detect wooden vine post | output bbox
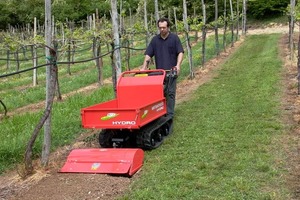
[144,0,149,46]
[154,0,159,22]
[33,17,38,86]
[42,0,53,167]
[229,0,234,47]
[173,7,178,34]
[110,0,122,95]
[298,28,300,94]
[223,0,228,51]
[24,0,56,175]
[215,0,220,56]
[24,47,57,175]
[201,0,207,66]
[154,0,159,34]
[289,0,296,60]
[236,0,239,41]
[242,0,247,35]
[183,0,194,79]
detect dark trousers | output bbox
[164,74,177,118]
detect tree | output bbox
[242,0,247,35]
[201,0,207,66]
[0,0,292,30]
[42,0,53,168]
[24,0,55,175]
[110,0,122,95]
[288,0,296,60]
[183,0,194,79]
[0,2,12,29]
[292,1,300,94]
[229,0,234,47]
[215,0,220,56]
[248,0,290,18]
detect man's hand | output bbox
[175,52,183,75]
[175,65,180,75]
[141,55,151,71]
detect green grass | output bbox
[0,32,236,173]
[121,34,290,199]
[0,85,115,173]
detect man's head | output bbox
[157,18,170,38]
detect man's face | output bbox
[158,21,169,37]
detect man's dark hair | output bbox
[157,17,171,27]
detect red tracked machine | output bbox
[61,69,176,176]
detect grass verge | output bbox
[121,34,290,199]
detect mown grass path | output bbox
[122,34,290,199]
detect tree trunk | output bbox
[110,0,122,83]
[289,0,295,60]
[6,49,10,72]
[42,0,53,167]
[93,37,97,64]
[67,40,71,75]
[183,0,194,79]
[126,39,130,71]
[33,17,38,86]
[144,1,149,46]
[242,0,247,35]
[24,48,57,176]
[71,41,76,63]
[0,100,7,117]
[53,41,62,101]
[173,7,178,34]
[297,25,300,95]
[95,38,104,85]
[154,0,159,22]
[201,0,207,66]
[223,0,228,51]
[236,0,240,41]
[110,43,117,96]
[215,0,220,56]
[15,51,20,77]
[229,0,234,47]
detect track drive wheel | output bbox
[148,128,164,150]
[163,119,173,136]
[99,129,115,148]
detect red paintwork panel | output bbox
[81,70,167,129]
[60,148,144,176]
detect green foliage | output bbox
[287,3,300,21]
[248,0,290,19]
[0,34,22,51]
[131,21,146,33]
[188,16,203,31]
[175,21,185,32]
[0,0,293,30]
[52,0,111,22]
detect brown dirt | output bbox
[2,25,300,200]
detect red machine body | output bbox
[60,148,144,176]
[61,70,174,176]
[81,70,167,129]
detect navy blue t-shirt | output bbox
[145,32,184,70]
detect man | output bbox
[141,17,184,118]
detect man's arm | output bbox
[140,55,152,70]
[175,52,184,75]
